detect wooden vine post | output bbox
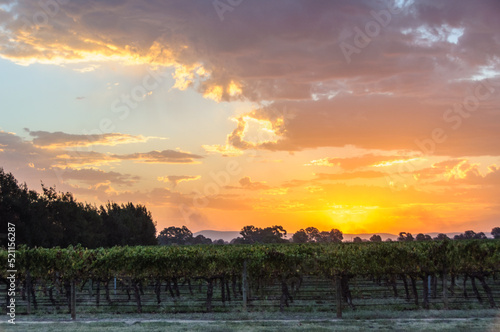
[335,274,342,318]
[71,279,76,320]
[242,260,248,311]
[443,268,448,309]
[26,270,31,315]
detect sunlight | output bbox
[241,116,281,144]
[371,157,422,167]
[327,204,380,232]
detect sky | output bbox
[0,0,500,235]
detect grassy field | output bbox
[3,310,500,331]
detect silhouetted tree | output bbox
[292,229,309,243]
[157,226,193,245]
[234,225,288,244]
[464,230,476,239]
[398,232,414,242]
[473,232,487,240]
[492,227,500,239]
[415,233,432,241]
[353,236,363,243]
[434,233,449,241]
[0,168,39,247]
[305,227,320,242]
[191,234,212,245]
[100,202,157,246]
[454,230,481,240]
[304,227,343,243]
[369,234,382,242]
[1,169,157,248]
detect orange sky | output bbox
[1,0,499,235]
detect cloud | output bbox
[224,90,500,156]
[315,170,387,181]
[225,176,270,190]
[25,129,155,148]
[239,176,270,190]
[1,129,200,169]
[115,150,203,164]
[2,1,500,156]
[202,144,243,157]
[2,0,499,100]
[305,154,422,170]
[52,167,139,186]
[416,159,500,187]
[157,175,201,187]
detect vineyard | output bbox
[1,240,499,319]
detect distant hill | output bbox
[194,230,241,242]
[194,230,490,242]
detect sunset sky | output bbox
[1,0,499,235]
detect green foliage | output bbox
[3,240,498,282]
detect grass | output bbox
[3,317,499,332]
[3,309,500,331]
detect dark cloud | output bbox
[115,150,203,164]
[53,167,140,185]
[1,0,498,100]
[25,129,147,148]
[2,1,500,155]
[158,175,201,187]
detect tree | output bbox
[1,169,44,247]
[434,233,449,241]
[305,227,320,242]
[310,228,343,243]
[327,228,343,243]
[415,233,432,241]
[464,230,476,239]
[157,226,193,245]
[397,232,414,242]
[261,225,288,243]
[353,236,363,243]
[492,227,500,239]
[292,229,309,243]
[191,234,212,245]
[369,234,382,242]
[100,202,157,246]
[473,232,487,240]
[0,168,157,248]
[237,225,288,244]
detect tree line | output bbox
[2,168,499,248]
[157,225,500,245]
[0,168,157,248]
